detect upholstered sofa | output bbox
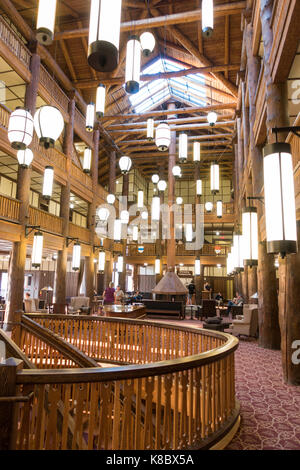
[68,296,90,314]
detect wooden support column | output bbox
[5,49,40,329]
[155,163,165,284]
[167,102,177,272]
[118,172,129,291]
[241,80,250,165]
[109,150,116,194]
[241,265,249,303]
[248,266,258,299]
[194,162,202,304]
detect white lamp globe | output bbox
[140,31,155,56]
[34,105,64,148]
[119,156,132,174]
[8,108,34,150]
[176,197,183,205]
[17,148,34,168]
[141,211,148,220]
[172,165,181,178]
[152,174,159,184]
[157,180,167,192]
[155,122,171,151]
[120,210,129,224]
[205,202,213,213]
[207,112,217,127]
[107,194,116,204]
[97,207,110,222]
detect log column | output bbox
[194,162,202,304]
[118,172,129,291]
[155,163,165,283]
[167,102,177,272]
[5,48,40,329]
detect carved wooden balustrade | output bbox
[0,194,20,221]
[28,206,63,235]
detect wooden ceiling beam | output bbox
[107,114,234,130]
[108,120,235,134]
[118,134,233,145]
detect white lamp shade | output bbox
[185,224,193,242]
[17,148,33,168]
[155,122,171,151]
[217,200,222,218]
[98,251,106,272]
[233,232,244,271]
[172,165,181,178]
[107,194,116,204]
[151,196,160,221]
[117,255,124,273]
[8,108,34,150]
[32,231,43,268]
[125,36,141,94]
[176,197,183,205]
[202,0,214,37]
[155,258,161,274]
[205,201,213,213]
[88,0,122,72]
[152,174,159,184]
[42,166,54,200]
[83,147,92,173]
[195,258,201,276]
[114,219,122,241]
[263,142,297,255]
[132,225,139,241]
[157,180,167,192]
[36,0,57,45]
[141,211,148,220]
[207,111,217,126]
[34,106,64,148]
[120,210,129,224]
[137,190,144,208]
[119,156,132,174]
[140,31,155,56]
[193,142,201,162]
[86,103,95,132]
[179,133,188,163]
[242,207,258,266]
[196,179,202,196]
[96,84,106,118]
[147,118,154,140]
[97,207,110,222]
[211,163,219,193]
[72,243,81,271]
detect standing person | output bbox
[103,282,115,305]
[187,281,195,305]
[115,285,125,305]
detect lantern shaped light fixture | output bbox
[216,200,222,218]
[8,108,34,150]
[242,206,258,267]
[158,180,167,192]
[176,197,183,205]
[152,174,159,185]
[34,105,64,149]
[151,196,160,221]
[193,142,201,162]
[141,211,148,220]
[210,162,219,194]
[96,84,106,118]
[202,0,214,38]
[263,142,297,257]
[31,231,44,268]
[120,210,129,224]
[119,156,132,174]
[155,122,171,151]
[207,111,217,127]
[114,219,122,241]
[205,201,213,213]
[17,148,33,168]
[233,231,244,272]
[36,0,57,45]
[196,179,202,196]
[86,103,95,132]
[140,31,155,56]
[117,255,124,273]
[132,225,139,242]
[147,118,154,141]
[97,207,110,223]
[172,165,181,178]
[72,242,81,271]
[179,132,188,163]
[83,147,92,173]
[137,190,144,208]
[195,257,201,276]
[98,250,106,273]
[42,166,54,200]
[107,194,116,205]
[155,257,161,275]
[125,35,141,94]
[88,0,122,72]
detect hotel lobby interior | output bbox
[0,0,300,452]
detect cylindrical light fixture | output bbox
[147,118,154,141]
[17,148,33,168]
[72,242,81,271]
[120,210,129,224]
[152,174,159,184]
[96,84,106,118]
[217,200,222,218]
[242,207,258,266]
[137,190,144,208]
[151,196,160,221]
[202,0,214,38]
[155,122,171,151]
[140,31,155,56]
[172,165,181,178]
[98,250,106,273]
[132,225,139,242]
[193,142,201,162]
[83,147,92,173]
[42,166,54,200]
[107,194,116,205]
[8,108,34,150]
[176,197,183,205]
[32,231,43,268]
[233,231,244,272]
[155,257,161,275]
[207,111,217,127]
[114,219,122,241]
[211,162,219,194]
[34,105,64,149]
[195,257,201,276]
[36,0,57,45]
[179,132,188,163]
[157,180,167,192]
[205,201,213,213]
[125,35,141,94]
[196,179,202,196]
[117,255,124,273]
[119,156,132,174]
[86,103,95,132]
[88,0,122,72]
[263,142,297,256]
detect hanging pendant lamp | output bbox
[83,147,92,173]
[179,132,188,163]
[34,105,64,149]
[42,166,54,200]
[147,118,154,141]
[119,156,132,174]
[140,32,155,56]
[98,250,106,273]
[72,242,81,271]
[17,149,34,168]
[8,108,34,150]
[155,122,171,151]
[193,142,201,162]
[210,162,219,194]
[36,0,57,45]
[32,231,44,268]
[125,35,141,94]
[202,0,214,38]
[96,84,106,118]
[86,103,95,132]
[242,206,258,266]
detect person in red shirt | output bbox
[103,282,115,305]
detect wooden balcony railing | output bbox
[0,194,20,221]
[39,65,70,117]
[28,206,63,235]
[0,103,10,130]
[0,16,31,69]
[8,313,239,450]
[69,222,90,244]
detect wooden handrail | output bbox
[0,330,35,370]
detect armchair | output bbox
[227,305,258,338]
[68,296,90,315]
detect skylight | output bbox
[128,57,207,113]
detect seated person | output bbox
[227,292,244,314]
[215,292,224,305]
[204,281,212,291]
[133,291,142,302]
[114,285,125,304]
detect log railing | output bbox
[28,206,63,235]
[0,194,20,221]
[0,16,31,69]
[8,313,239,450]
[68,223,90,243]
[0,103,10,130]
